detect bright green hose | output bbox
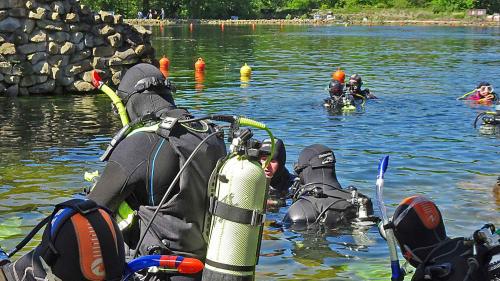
[238,117,275,168]
[100,84,130,126]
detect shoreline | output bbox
[125,18,500,27]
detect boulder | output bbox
[134,45,146,55]
[4,75,20,84]
[114,14,123,24]
[33,61,50,75]
[50,12,60,21]
[30,29,47,42]
[22,19,35,33]
[92,57,107,69]
[0,43,16,55]
[0,0,24,9]
[107,33,122,48]
[65,13,78,23]
[47,42,58,54]
[28,7,46,20]
[99,11,114,23]
[92,46,113,57]
[0,82,6,94]
[0,17,22,32]
[112,71,122,85]
[0,62,12,74]
[70,49,90,63]
[65,60,91,76]
[17,42,46,55]
[47,31,70,43]
[47,55,69,67]
[9,8,27,18]
[51,1,65,14]
[6,84,19,96]
[70,80,93,91]
[83,34,94,47]
[60,42,74,55]
[57,75,73,86]
[132,24,151,35]
[70,32,83,44]
[109,56,138,66]
[0,11,7,22]
[80,5,91,15]
[27,52,47,64]
[29,79,55,93]
[114,48,135,60]
[37,20,65,31]
[25,1,34,9]
[99,25,114,36]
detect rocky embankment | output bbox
[0,0,155,96]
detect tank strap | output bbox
[205,259,255,272]
[208,197,265,226]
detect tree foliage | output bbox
[79,0,499,19]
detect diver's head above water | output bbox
[117,63,176,122]
[260,138,287,180]
[294,144,341,190]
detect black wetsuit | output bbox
[88,63,227,281]
[284,144,373,229]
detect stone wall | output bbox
[0,0,155,96]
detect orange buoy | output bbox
[221,23,224,31]
[252,23,256,30]
[195,57,205,72]
[189,23,193,32]
[159,56,170,73]
[195,71,205,92]
[332,67,345,84]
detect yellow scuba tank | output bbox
[202,119,275,281]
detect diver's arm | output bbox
[87,160,136,211]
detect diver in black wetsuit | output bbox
[0,199,125,281]
[87,63,226,281]
[388,195,499,281]
[347,74,377,100]
[283,144,374,229]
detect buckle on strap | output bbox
[208,196,265,226]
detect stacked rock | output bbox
[0,0,155,96]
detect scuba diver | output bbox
[259,138,296,209]
[324,79,353,110]
[474,103,500,135]
[459,82,498,104]
[383,195,499,281]
[87,63,227,281]
[346,74,377,100]
[283,144,375,229]
[0,199,126,281]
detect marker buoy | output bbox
[189,23,193,32]
[240,63,251,77]
[195,57,205,72]
[159,56,170,77]
[221,23,225,31]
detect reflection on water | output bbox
[1,25,499,280]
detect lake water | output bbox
[0,24,499,280]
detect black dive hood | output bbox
[117,63,176,122]
[294,144,341,190]
[261,138,291,192]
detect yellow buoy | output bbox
[240,63,252,77]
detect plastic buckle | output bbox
[160,117,178,130]
[251,211,265,226]
[208,197,217,214]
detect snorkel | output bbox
[375,156,405,281]
[91,70,130,126]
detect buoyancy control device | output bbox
[475,103,500,135]
[410,224,500,281]
[202,117,276,281]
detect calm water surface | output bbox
[1,25,499,280]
